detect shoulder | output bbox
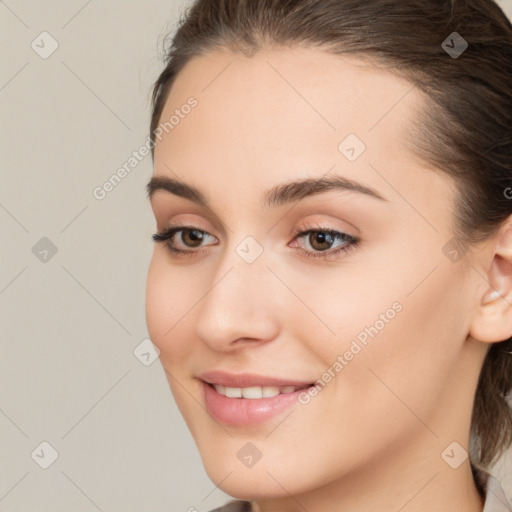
[207,500,253,512]
[473,466,512,512]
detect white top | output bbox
[208,468,511,512]
[474,468,512,512]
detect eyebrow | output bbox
[146,174,387,209]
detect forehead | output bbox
[152,46,451,217]
[155,46,423,162]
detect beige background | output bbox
[1,1,511,510]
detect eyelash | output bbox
[151,222,360,261]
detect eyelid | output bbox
[154,219,356,244]
[290,219,358,238]
[152,225,217,245]
[152,205,227,239]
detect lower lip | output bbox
[201,380,310,426]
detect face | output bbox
[146,47,485,499]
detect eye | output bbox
[152,222,360,261]
[290,222,360,261]
[152,226,217,255]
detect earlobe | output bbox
[469,221,512,344]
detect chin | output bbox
[201,455,319,501]
[208,477,287,502]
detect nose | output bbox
[194,249,281,351]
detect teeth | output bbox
[262,386,280,397]
[214,384,298,399]
[225,387,242,398]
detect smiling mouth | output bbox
[201,379,316,426]
[206,382,313,399]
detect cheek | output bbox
[145,255,197,360]
[327,258,470,435]
[145,256,203,418]
[145,257,171,343]
[297,239,470,423]
[273,266,468,485]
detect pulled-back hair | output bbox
[149,0,512,469]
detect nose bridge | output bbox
[194,235,280,347]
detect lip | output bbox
[201,380,312,426]
[198,370,314,388]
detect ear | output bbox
[469,218,512,344]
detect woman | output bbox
[145,1,512,510]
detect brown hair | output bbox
[149,0,512,469]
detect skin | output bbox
[145,46,512,512]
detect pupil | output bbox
[185,229,203,247]
[311,232,332,251]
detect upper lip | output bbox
[198,370,314,389]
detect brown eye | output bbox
[290,227,360,261]
[308,231,335,251]
[152,226,217,255]
[180,228,206,247]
